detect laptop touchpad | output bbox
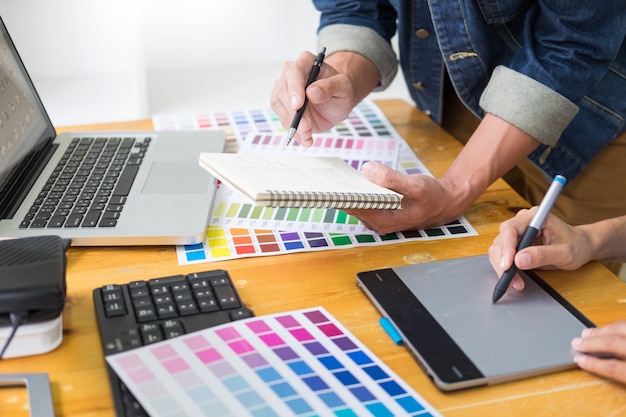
[142,161,210,194]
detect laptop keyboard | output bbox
[20,136,150,229]
[93,269,254,417]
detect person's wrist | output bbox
[438,174,475,220]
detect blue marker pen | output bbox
[379,317,403,346]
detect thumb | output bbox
[362,162,402,191]
[515,245,566,270]
[308,73,352,103]
[514,251,535,270]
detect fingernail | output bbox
[581,328,592,337]
[571,337,582,347]
[290,95,299,111]
[361,162,376,176]
[517,253,532,269]
[500,257,509,270]
[512,281,523,291]
[308,85,323,101]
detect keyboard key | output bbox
[113,165,140,196]
[215,286,240,309]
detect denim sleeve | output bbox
[313,1,399,90]
[480,66,578,147]
[481,1,626,145]
[506,1,626,104]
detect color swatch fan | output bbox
[107,307,442,417]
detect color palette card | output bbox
[179,219,475,264]
[153,100,478,264]
[179,136,477,263]
[240,134,400,170]
[152,100,400,153]
[107,307,442,417]
[208,188,373,235]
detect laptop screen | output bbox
[0,16,55,195]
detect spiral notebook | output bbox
[198,153,403,209]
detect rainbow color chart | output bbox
[107,307,442,417]
[152,100,477,264]
[183,221,474,263]
[152,100,396,153]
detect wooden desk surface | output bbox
[2,99,625,417]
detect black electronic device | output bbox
[93,268,253,417]
[0,235,69,324]
[356,255,594,391]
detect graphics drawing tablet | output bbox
[356,254,594,391]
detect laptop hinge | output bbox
[0,139,57,220]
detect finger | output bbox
[361,162,404,192]
[511,275,525,291]
[491,211,534,271]
[514,244,580,271]
[572,332,626,359]
[581,321,626,339]
[308,72,352,104]
[293,122,314,147]
[286,51,317,111]
[270,69,293,126]
[574,354,626,384]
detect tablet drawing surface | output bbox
[356,255,594,391]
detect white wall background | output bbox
[0,0,409,126]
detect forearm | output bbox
[439,113,541,212]
[578,216,626,263]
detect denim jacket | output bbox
[314,0,626,180]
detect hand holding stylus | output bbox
[492,175,566,303]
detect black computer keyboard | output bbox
[93,269,254,417]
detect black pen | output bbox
[492,175,567,303]
[286,47,326,145]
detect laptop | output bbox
[356,255,595,391]
[0,16,226,246]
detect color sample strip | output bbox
[177,219,475,264]
[152,111,242,153]
[107,307,442,417]
[184,333,281,416]
[296,310,431,416]
[209,187,374,235]
[152,100,402,152]
[111,352,185,415]
[239,134,400,170]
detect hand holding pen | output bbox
[286,47,326,145]
[492,175,567,303]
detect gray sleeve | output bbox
[317,24,398,91]
[479,66,579,146]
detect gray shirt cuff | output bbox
[479,66,579,146]
[317,24,398,91]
